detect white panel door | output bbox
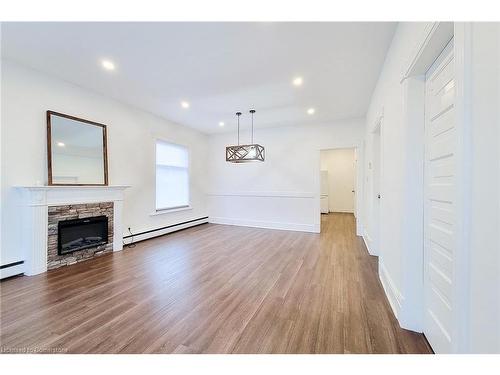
[424,39,455,354]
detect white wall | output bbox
[466,22,500,353]
[0,26,3,257]
[320,148,356,213]
[207,118,365,233]
[1,60,208,266]
[363,22,500,353]
[363,24,428,321]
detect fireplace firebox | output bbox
[58,216,109,255]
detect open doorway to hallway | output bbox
[319,148,357,217]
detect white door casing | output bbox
[320,148,356,214]
[423,39,456,353]
[372,126,382,256]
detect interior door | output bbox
[423,38,455,353]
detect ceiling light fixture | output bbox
[57,142,65,147]
[181,101,190,109]
[226,110,265,163]
[307,108,316,115]
[219,122,225,127]
[292,77,303,86]
[101,60,115,71]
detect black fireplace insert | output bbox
[58,216,109,255]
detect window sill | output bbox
[150,206,192,216]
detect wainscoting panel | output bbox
[208,192,320,233]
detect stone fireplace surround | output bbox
[47,202,114,270]
[16,186,129,275]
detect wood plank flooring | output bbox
[0,213,432,354]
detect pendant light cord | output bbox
[250,109,256,144]
[236,112,241,145]
[251,111,254,144]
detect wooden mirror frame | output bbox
[47,110,109,186]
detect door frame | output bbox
[399,22,472,352]
[368,114,383,257]
[315,146,361,234]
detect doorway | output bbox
[375,23,469,354]
[319,148,357,216]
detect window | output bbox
[155,141,190,211]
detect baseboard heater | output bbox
[123,216,209,244]
[0,260,25,280]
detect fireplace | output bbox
[58,215,109,255]
[15,186,128,276]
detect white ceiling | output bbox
[1,22,396,134]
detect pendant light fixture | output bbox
[226,109,265,163]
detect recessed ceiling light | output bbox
[219,122,225,127]
[181,101,190,109]
[57,142,65,147]
[307,108,315,115]
[101,60,115,71]
[292,77,303,86]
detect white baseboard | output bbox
[362,234,370,253]
[378,260,404,320]
[209,216,319,233]
[330,209,355,213]
[0,262,25,279]
[124,217,209,244]
[362,233,376,256]
[356,222,363,237]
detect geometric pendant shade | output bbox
[226,110,265,163]
[226,143,265,163]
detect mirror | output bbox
[47,111,108,185]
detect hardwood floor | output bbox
[0,213,432,354]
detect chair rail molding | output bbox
[207,191,316,198]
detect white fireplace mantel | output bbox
[16,185,130,276]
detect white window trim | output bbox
[150,205,193,216]
[154,138,192,212]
